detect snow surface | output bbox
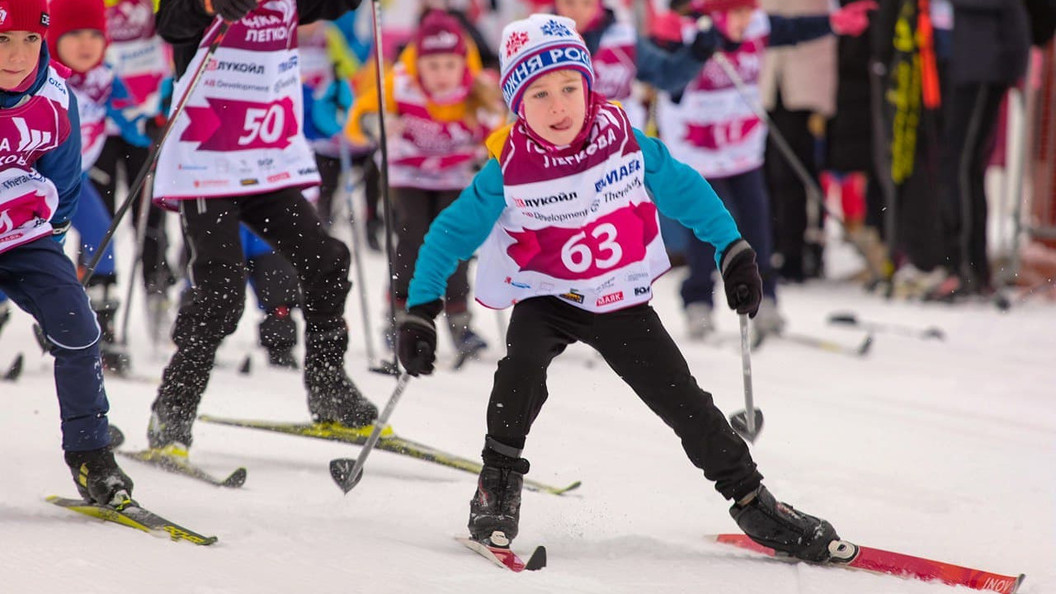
[1,225,1053,594]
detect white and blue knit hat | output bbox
[499,14,595,114]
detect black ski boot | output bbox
[304,320,378,427]
[146,400,196,455]
[468,439,529,546]
[260,306,298,370]
[730,485,839,562]
[65,446,134,505]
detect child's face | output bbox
[554,0,601,33]
[417,52,466,98]
[721,7,754,42]
[521,70,586,147]
[0,31,43,90]
[57,30,107,74]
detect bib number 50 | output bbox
[561,223,623,273]
[239,104,286,147]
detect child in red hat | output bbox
[0,0,134,506]
[47,0,151,374]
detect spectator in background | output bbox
[759,0,836,282]
[930,0,1031,299]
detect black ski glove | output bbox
[204,0,259,22]
[690,15,742,61]
[396,299,443,377]
[720,239,763,317]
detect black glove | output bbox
[720,239,762,317]
[396,300,443,377]
[205,0,259,22]
[690,15,742,61]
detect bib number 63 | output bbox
[561,223,623,273]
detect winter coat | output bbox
[826,0,875,172]
[759,0,837,115]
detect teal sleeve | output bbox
[634,129,742,268]
[407,158,508,308]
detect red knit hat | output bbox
[0,0,50,36]
[415,10,467,58]
[46,0,108,69]
[693,0,759,13]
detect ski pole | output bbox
[81,19,231,287]
[729,312,763,442]
[339,139,381,370]
[329,372,411,493]
[365,0,401,376]
[119,171,155,346]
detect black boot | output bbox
[468,438,529,546]
[260,306,298,370]
[304,320,378,427]
[65,446,134,505]
[730,485,839,562]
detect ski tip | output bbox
[925,327,946,341]
[3,352,23,381]
[1011,573,1026,593]
[222,467,248,488]
[827,312,857,325]
[558,480,583,495]
[108,424,126,449]
[239,356,252,375]
[524,545,547,571]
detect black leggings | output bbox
[488,296,762,501]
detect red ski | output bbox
[713,534,1024,593]
[456,537,546,572]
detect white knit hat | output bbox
[499,14,595,114]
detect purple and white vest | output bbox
[475,102,669,312]
[154,0,319,201]
[656,10,769,179]
[69,65,114,171]
[0,68,72,254]
[387,64,489,191]
[591,22,646,129]
[105,0,170,126]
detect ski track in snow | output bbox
[1,230,1053,594]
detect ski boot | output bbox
[730,485,839,562]
[65,446,135,505]
[305,320,378,428]
[146,404,196,457]
[85,281,131,374]
[468,439,529,546]
[260,305,298,370]
[684,302,714,341]
[448,311,487,368]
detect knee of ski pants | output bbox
[300,236,351,320]
[173,277,246,351]
[40,287,102,351]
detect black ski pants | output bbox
[155,188,351,416]
[489,296,762,501]
[92,134,174,292]
[940,82,1007,288]
[392,186,471,312]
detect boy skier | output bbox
[395,14,841,562]
[0,0,134,505]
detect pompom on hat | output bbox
[499,14,594,115]
[0,0,50,36]
[415,10,467,58]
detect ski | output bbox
[828,311,946,341]
[47,494,218,546]
[2,353,23,382]
[197,414,581,496]
[117,448,247,488]
[713,534,1024,593]
[456,536,546,572]
[766,331,873,357]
